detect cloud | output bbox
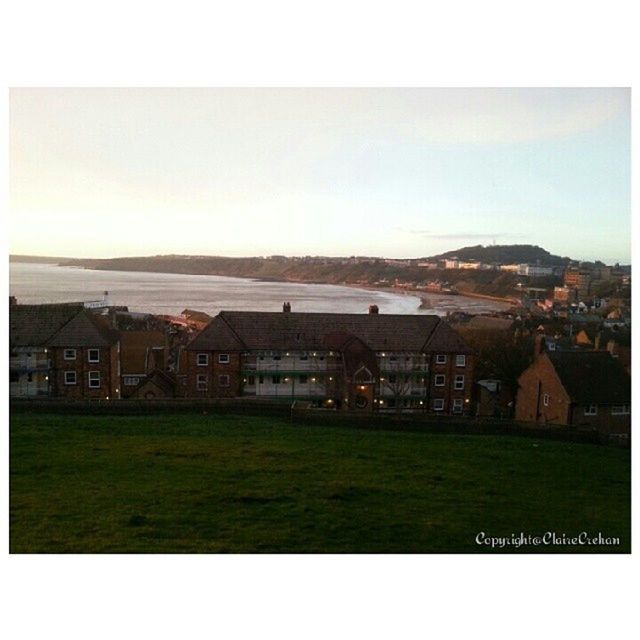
[397,228,523,241]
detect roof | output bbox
[547,351,630,405]
[46,309,119,347]
[119,331,166,374]
[10,304,84,347]
[187,311,472,354]
[465,316,514,332]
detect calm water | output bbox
[9,262,508,316]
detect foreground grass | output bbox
[10,412,630,553]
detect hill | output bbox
[427,244,574,266]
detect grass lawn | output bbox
[10,412,630,553]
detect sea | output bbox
[9,262,509,317]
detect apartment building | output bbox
[185,306,474,414]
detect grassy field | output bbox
[10,412,630,553]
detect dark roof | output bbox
[547,351,630,404]
[9,304,84,347]
[47,310,119,347]
[187,311,472,354]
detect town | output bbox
[9,249,631,444]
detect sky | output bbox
[9,88,631,263]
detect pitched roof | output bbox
[9,304,84,347]
[119,331,166,374]
[46,310,119,347]
[547,351,630,405]
[187,311,471,354]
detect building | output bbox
[185,306,474,414]
[10,304,120,399]
[517,264,554,277]
[444,259,459,270]
[119,330,168,397]
[10,304,84,397]
[515,348,631,436]
[564,267,591,299]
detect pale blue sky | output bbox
[9,88,630,263]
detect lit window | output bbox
[64,349,76,360]
[454,375,465,390]
[584,405,598,416]
[434,374,445,387]
[218,374,230,387]
[218,353,230,364]
[88,349,100,363]
[64,371,77,385]
[88,371,101,388]
[197,353,209,366]
[433,398,445,411]
[436,355,447,364]
[543,394,550,407]
[196,374,207,390]
[456,355,466,367]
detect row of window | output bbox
[434,374,465,390]
[432,398,465,412]
[542,394,631,416]
[435,354,467,367]
[197,374,230,390]
[64,371,101,388]
[196,353,468,367]
[197,353,229,366]
[64,348,101,363]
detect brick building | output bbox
[185,306,474,414]
[10,303,120,400]
[515,347,631,436]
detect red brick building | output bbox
[185,307,474,414]
[515,349,631,437]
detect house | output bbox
[119,331,168,398]
[10,304,120,399]
[185,305,474,414]
[476,379,513,418]
[515,349,630,436]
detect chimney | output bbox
[368,304,379,314]
[283,302,291,313]
[534,334,546,357]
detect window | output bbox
[433,398,445,411]
[64,371,77,385]
[388,373,397,384]
[543,394,550,407]
[197,353,209,366]
[434,374,445,387]
[456,355,466,367]
[123,376,140,386]
[247,376,256,386]
[584,405,598,416]
[218,353,230,364]
[27,373,33,382]
[64,349,76,360]
[273,354,281,361]
[452,398,463,413]
[436,354,447,364]
[299,353,308,361]
[454,375,465,390]
[272,375,281,384]
[299,375,308,384]
[88,371,101,388]
[258,375,264,384]
[218,374,230,387]
[389,355,397,362]
[611,405,630,415]
[10,371,19,383]
[196,374,207,390]
[88,349,100,363]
